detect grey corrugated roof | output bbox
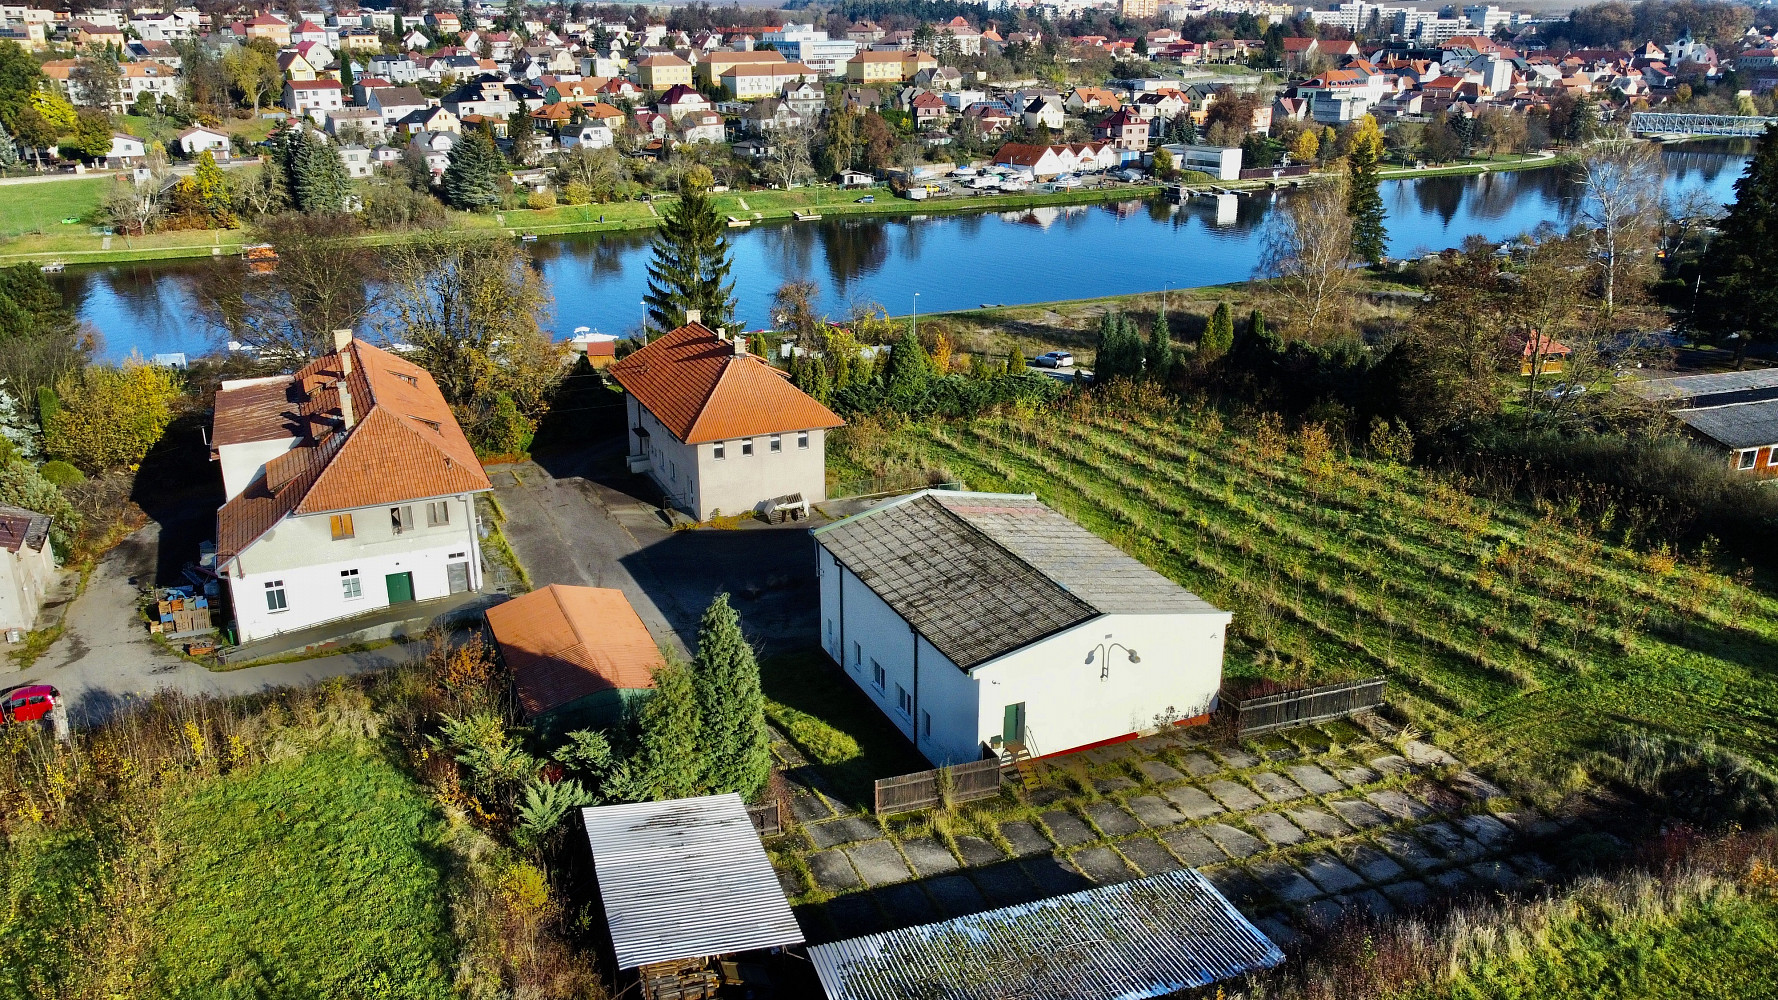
[808,868,1284,1000]
[812,491,1220,670]
[1633,368,1778,404]
[1673,398,1778,449]
[580,794,804,970]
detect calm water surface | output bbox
[61,143,1752,361]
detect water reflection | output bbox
[65,144,1753,359]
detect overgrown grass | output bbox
[0,176,110,236]
[760,647,927,808]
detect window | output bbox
[341,569,362,599]
[852,641,862,670]
[329,513,354,539]
[770,433,782,453]
[798,431,810,450]
[922,710,931,739]
[1741,449,1758,471]
[426,501,450,526]
[896,684,911,715]
[264,580,287,612]
[1770,451,1778,468]
[871,660,885,690]
[714,441,725,460]
[390,505,414,534]
[741,438,753,456]
[390,370,418,386]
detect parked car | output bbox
[857,194,875,203]
[1,685,57,725]
[1545,382,1587,401]
[1034,351,1074,368]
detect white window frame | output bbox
[896,684,911,716]
[1740,449,1758,471]
[741,438,754,456]
[426,500,450,526]
[871,659,885,690]
[798,430,810,449]
[714,441,725,460]
[341,568,362,599]
[390,505,414,534]
[264,580,288,612]
[852,641,861,670]
[1768,449,1778,468]
[770,433,782,453]
[922,710,931,739]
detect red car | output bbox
[1,685,57,724]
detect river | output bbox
[57,142,1753,361]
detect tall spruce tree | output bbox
[1093,311,1144,381]
[1202,301,1234,360]
[291,130,350,213]
[1346,115,1388,264]
[884,324,932,400]
[0,119,18,170]
[628,660,703,800]
[338,56,354,98]
[644,166,736,331]
[443,126,503,211]
[1695,124,1778,365]
[1146,308,1174,378]
[691,594,771,798]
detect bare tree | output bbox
[192,213,377,366]
[1661,183,1723,278]
[768,122,814,191]
[1256,179,1356,343]
[102,173,168,236]
[1576,140,1663,319]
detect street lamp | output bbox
[913,291,920,340]
[1085,642,1140,681]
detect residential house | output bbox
[0,506,55,632]
[963,101,1014,137]
[585,102,626,129]
[1300,69,1388,123]
[718,60,817,100]
[410,129,458,175]
[912,66,964,91]
[367,54,423,84]
[1094,107,1149,151]
[395,106,461,137]
[657,83,713,121]
[128,39,183,68]
[284,79,345,121]
[936,16,982,56]
[845,50,936,85]
[105,133,147,167]
[211,331,491,643]
[638,53,693,91]
[848,21,886,44]
[780,80,825,118]
[813,490,1229,766]
[610,318,843,520]
[992,141,1118,179]
[1632,369,1778,476]
[910,89,950,127]
[1163,143,1244,180]
[561,121,614,149]
[443,76,539,119]
[294,41,337,76]
[177,125,232,157]
[744,98,803,134]
[486,584,661,731]
[1021,95,1065,130]
[243,12,291,46]
[118,62,179,114]
[1065,86,1122,112]
[679,110,726,144]
[338,143,373,177]
[427,10,461,35]
[327,107,389,145]
[699,49,785,87]
[367,86,429,125]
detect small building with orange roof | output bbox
[486,584,662,731]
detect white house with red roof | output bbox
[211,330,493,642]
[610,318,843,520]
[284,79,344,120]
[0,505,55,632]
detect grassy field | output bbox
[0,176,112,235]
[761,647,928,808]
[831,390,1778,796]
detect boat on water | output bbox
[39,261,64,274]
[519,232,538,242]
[241,244,278,274]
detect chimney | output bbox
[339,384,356,430]
[684,308,702,326]
[332,328,354,353]
[731,328,747,355]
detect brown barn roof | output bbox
[609,323,843,444]
[214,338,492,566]
[486,585,662,716]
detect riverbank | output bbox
[0,181,1168,266]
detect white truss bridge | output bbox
[1629,112,1778,137]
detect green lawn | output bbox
[0,176,111,236]
[761,647,928,807]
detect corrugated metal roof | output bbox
[812,491,1221,670]
[1673,398,1778,449]
[808,868,1284,1000]
[580,794,804,970]
[1633,368,1778,404]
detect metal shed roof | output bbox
[1672,398,1778,449]
[807,868,1283,1000]
[1632,368,1778,406]
[580,794,804,970]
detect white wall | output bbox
[218,437,299,501]
[973,612,1229,758]
[629,395,829,521]
[0,542,56,632]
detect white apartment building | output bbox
[761,23,859,76]
[212,332,491,643]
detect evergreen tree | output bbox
[506,107,535,164]
[628,660,703,800]
[692,593,771,798]
[1695,124,1778,364]
[884,324,932,399]
[1346,115,1388,264]
[1093,311,1144,381]
[1146,308,1174,378]
[338,56,354,97]
[643,166,735,330]
[443,126,503,211]
[1201,301,1235,361]
[0,118,17,170]
[291,130,350,213]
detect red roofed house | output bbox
[0,504,56,632]
[1093,107,1149,151]
[611,318,844,520]
[211,330,493,643]
[486,584,662,731]
[1513,331,1571,376]
[284,78,344,119]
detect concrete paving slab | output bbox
[1181,752,1223,777]
[1217,748,1263,769]
[1381,879,1432,909]
[809,815,881,848]
[1450,770,1508,801]
[1207,779,1266,811]
[875,882,939,926]
[999,821,1053,856]
[1160,828,1228,868]
[954,836,1006,868]
[1402,739,1460,767]
[1251,771,1309,802]
[901,836,960,877]
[1341,845,1405,883]
[1417,821,1487,863]
[809,850,863,892]
[1285,807,1350,838]
[1248,811,1307,846]
[1367,788,1436,821]
[1204,866,1270,908]
[1369,754,1414,777]
[1250,858,1322,903]
[1287,764,1347,796]
[970,861,1041,907]
[1256,917,1303,951]
[1085,801,1143,837]
[1125,794,1186,828]
[1164,785,1225,819]
[1072,845,1136,884]
[1468,859,1523,889]
[1301,897,1346,928]
[846,840,913,886]
[1138,760,1185,784]
[1458,813,1515,848]
[1118,836,1185,876]
[821,893,884,938]
[1203,822,1265,859]
[924,874,989,918]
[1092,776,1140,794]
[1301,852,1366,893]
[1342,888,1395,920]
[1027,786,1070,807]
[1376,832,1441,873]
[1335,764,1383,786]
[1021,854,1091,896]
[1413,780,1467,814]
[1330,798,1390,829]
[790,794,834,823]
[1041,809,1097,847]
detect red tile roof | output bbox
[487,584,662,717]
[215,339,492,566]
[609,323,843,444]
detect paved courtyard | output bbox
[768,713,1572,948]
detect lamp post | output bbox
[1085,642,1140,681]
[912,291,919,341]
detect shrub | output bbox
[525,188,556,210]
[561,181,592,205]
[1602,730,1778,830]
[44,362,182,473]
[36,461,83,487]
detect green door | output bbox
[1003,703,1026,746]
[385,571,414,605]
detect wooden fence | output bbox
[1221,677,1386,735]
[873,758,1003,816]
[747,799,786,837]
